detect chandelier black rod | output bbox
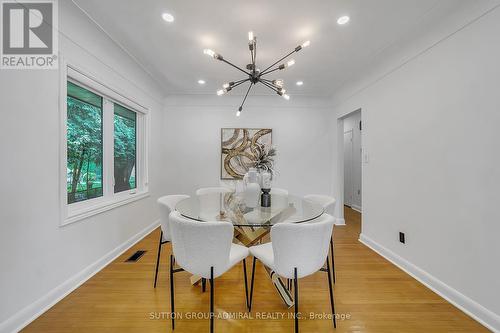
[232,78,249,85]
[231,78,251,90]
[254,40,257,68]
[250,42,255,67]
[220,58,250,76]
[260,49,296,75]
[260,67,281,76]
[259,79,280,94]
[239,82,254,111]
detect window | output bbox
[114,104,136,193]
[67,82,104,204]
[62,68,149,225]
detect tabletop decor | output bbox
[243,168,261,208]
[260,170,272,207]
[252,143,277,177]
[221,128,272,180]
[203,31,310,116]
[252,143,276,207]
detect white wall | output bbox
[331,4,500,331]
[163,94,341,219]
[0,2,167,331]
[343,110,362,210]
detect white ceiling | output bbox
[73,0,470,97]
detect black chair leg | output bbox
[249,257,256,312]
[202,278,206,292]
[169,254,175,330]
[330,237,336,284]
[210,266,214,333]
[243,259,249,310]
[294,267,299,333]
[326,257,337,328]
[153,231,163,288]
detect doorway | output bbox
[342,109,362,213]
[344,129,354,207]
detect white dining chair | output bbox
[304,194,337,283]
[270,187,288,196]
[196,186,233,195]
[248,215,336,332]
[154,195,190,288]
[196,187,233,221]
[304,195,336,212]
[168,211,250,333]
[269,188,289,211]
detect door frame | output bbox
[336,108,362,228]
[343,129,354,207]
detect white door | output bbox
[344,130,353,207]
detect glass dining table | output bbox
[176,190,325,307]
[176,191,324,227]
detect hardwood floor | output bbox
[23,208,488,332]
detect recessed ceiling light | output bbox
[296,81,304,86]
[337,16,350,25]
[162,12,174,23]
[198,79,206,85]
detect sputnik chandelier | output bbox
[203,31,310,116]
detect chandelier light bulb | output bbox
[286,59,296,67]
[248,31,254,41]
[301,40,310,48]
[283,94,290,100]
[203,49,216,58]
[236,110,241,117]
[222,83,230,89]
[272,79,284,87]
[217,89,225,96]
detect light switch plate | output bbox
[363,149,369,163]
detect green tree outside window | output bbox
[67,82,103,204]
[114,104,137,193]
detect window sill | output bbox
[61,191,150,227]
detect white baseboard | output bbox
[359,234,500,333]
[335,218,346,226]
[0,220,159,333]
[351,204,362,213]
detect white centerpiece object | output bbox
[243,168,261,208]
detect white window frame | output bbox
[60,63,150,226]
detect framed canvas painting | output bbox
[221,128,272,180]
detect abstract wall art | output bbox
[221,128,272,180]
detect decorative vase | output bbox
[260,170,272,190]
[243,168,261,208]
[244,182,261,208]
[260,170,272,207]
[244,167,260,184]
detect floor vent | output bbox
[126,250,147,262]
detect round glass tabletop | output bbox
[176,191,324,227]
